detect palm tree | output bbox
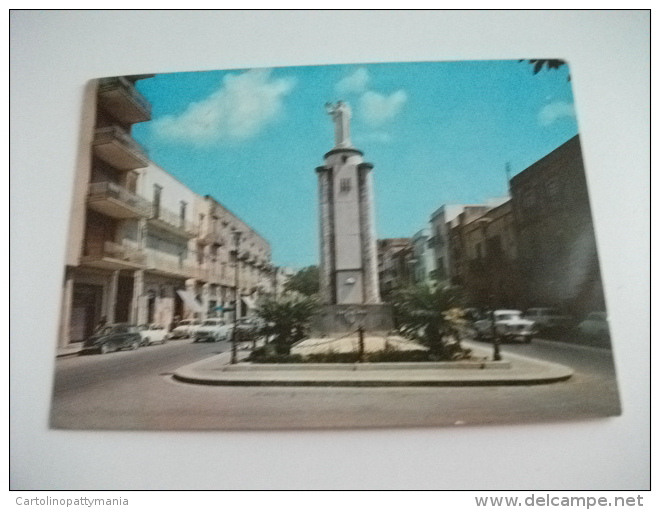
[390,284,470,360]
[255,295,320,355]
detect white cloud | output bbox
[336,68,369,95]
[538,100,576,126]
[360,89,408,126]
[153,68,296,145]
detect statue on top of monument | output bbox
[325,100,353,149]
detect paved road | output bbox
[50,336,621,430]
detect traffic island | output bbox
[172,341,574,387]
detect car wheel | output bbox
[525,337,532,344]
[142,338,150,347]
[100,343,112,354]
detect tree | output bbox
[284,265,320,297]
[390,284,471,360]
[255,294,320,355]
[521,59,570,80]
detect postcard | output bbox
[50,60,620,430]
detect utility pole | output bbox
[231,230,242,364]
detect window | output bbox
[153,185,162,218]
[180,201,187,227]
[547,174,561,202]
[339,177,351,193]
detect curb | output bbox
[172,346,574,388]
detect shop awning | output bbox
[177,290,204,313]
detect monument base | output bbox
[310,304,394,336]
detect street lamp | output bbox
[231,230,242,364]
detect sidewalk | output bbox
[173,340,573,387]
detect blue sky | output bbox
[132,60,578,269]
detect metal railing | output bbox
[150,205,196,235]
[146,251,196,278]
[88,181,151,216]
[84,241,146,265]
[94,125,149,160]
[98,76,152,116]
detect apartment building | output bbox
[448,199,521,308]
[377,238,413,298]
[410,228,436,285]
[510,135,604,317]
[59,76,154,347]
[189,195,273,321]
[58,75,274,348]
[428,205,475,288]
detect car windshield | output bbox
[587,312,607,321]
[177,321,192,327]
[202,320,222,326]
[496,313,520,321]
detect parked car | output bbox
[194,318,233,343]
[169,319,202,339]
[138,324,168,346]
[473,310,536,343]
[82,323,142,354]
[523,307,573,332]
[577,312,610,340]
[233,317,263,343]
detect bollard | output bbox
[490,309,501,361]
[357,326,365,363]
[231,329,238,364]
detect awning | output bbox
[177,290,204,313]
[242,296,257,310]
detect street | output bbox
[50,336,621,430]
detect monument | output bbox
[312,101,393,334]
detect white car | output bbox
[523,307,572,331]
[194,318,233,343]
[474,309,536,343]
[169,319,201,339]
[577,312,610,340]
[138,324,169,346]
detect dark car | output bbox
[82,323,142,354]
[234,317,263,343]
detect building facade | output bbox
[59,76,153,346]
[377,238,413,298]
[510,135,604,317]
[188,195,273,322]
[448,200,521,308]
[410,228,436,285]
[428,204,479,288]
[58,76,274,348]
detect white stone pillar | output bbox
[106,270,119,323]
[185,279,197,319]
[58,269,74,347]
[316,166,334,304]
[358,163,381,304]
[131,269,144,324]
[201,283,210,320]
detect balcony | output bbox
[92,125,149,170]
[81,241,145,270]
[196,230,226,246]
[87,181,151,219]
[148,205,197,239]
[97,76,152,124]
[145,252,196,279]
